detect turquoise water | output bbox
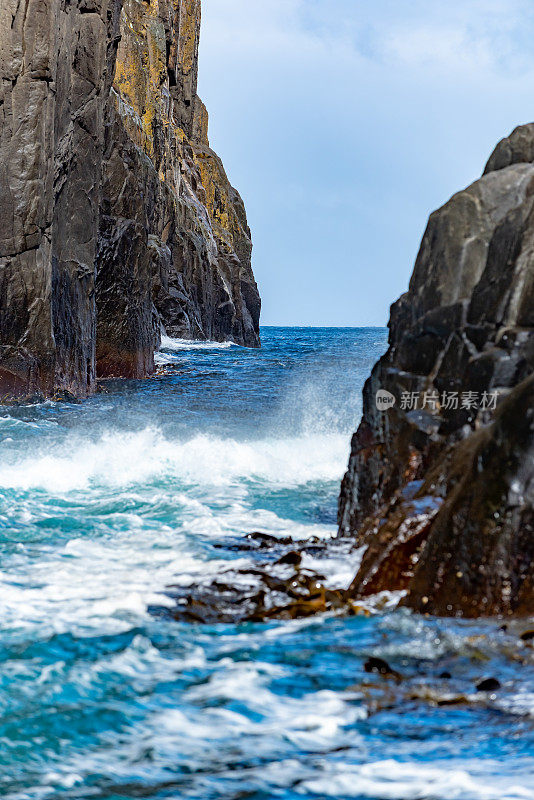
[1,327,533,800]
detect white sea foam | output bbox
[155,336,238,364]
[497,690,534,718]
[301,545,366,589]
[0,414,356,639]
[300,759,534,799]
[0,492,342,637]
[0,439,341,637]
[0,522,257,638]
[160,335,236,351]
[180,673,366,749]
[17,650,534,800]
[32,662,366,792]
[0,427,347,493]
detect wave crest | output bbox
[0,428,349,493]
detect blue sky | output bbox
[198,0,534,326]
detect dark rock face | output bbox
[97,0,260,379]
[0,0,260,397]
[339,126,534,617]
[484,123,534,174]
[0,0,122,398]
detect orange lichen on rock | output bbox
[96,0,260,361]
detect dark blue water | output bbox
[1,328,533,800]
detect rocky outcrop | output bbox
[97,0,260,378]
[0,0,259,398]
[339,125,534,617]
[0,0,123,398]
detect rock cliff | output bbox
[339,125,534,617]
[0,0,260,398]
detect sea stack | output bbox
[0,0,260,400]
[339,125,534,617]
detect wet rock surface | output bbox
[352,620,534,720]
[156,533,358,624]
[0,0,260,399]
[152,531,401,625]
[0,0,123,399]
[339,125,534,617]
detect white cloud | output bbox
[201,0,534,76]
[369,0,534,75]
[379,25,492,70]
[198,0,534,326]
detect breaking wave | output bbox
[0,427,349,493]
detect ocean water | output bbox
[0,327,533,800]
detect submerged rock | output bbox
[155,534,366,624]
[0,0,260,399]
[364,657,402,680]
[476,677,502,692]
[339,125,534,617]
[165,564,346,624]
